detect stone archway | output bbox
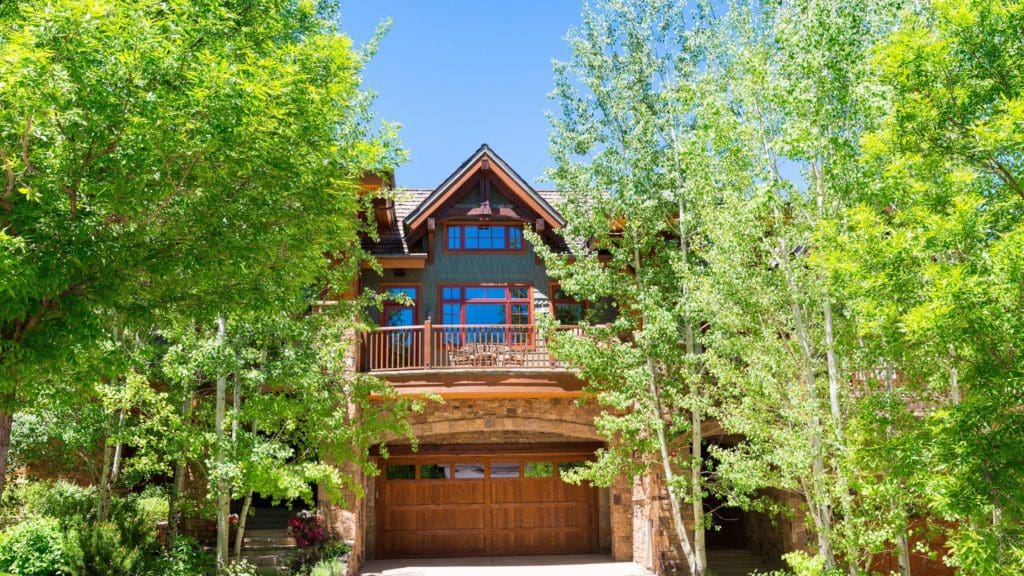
[392,397,606,444]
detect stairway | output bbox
[705,549,773,576]
[239,529,296,574]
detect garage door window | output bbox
[559,461,587,476]
[524,462,553,478]
[420,464,450,479]
[490,462,520,478]
[386,464,415,480]
[454,463,486,479]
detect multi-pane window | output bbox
[550,284,585,325]
[440,285,532,344]
[381,286,418,327]
[446,224,524,251]
[440,285,531,325]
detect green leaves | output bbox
[551,0,1023,572]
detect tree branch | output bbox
[983,157,1024,202]
[64,135,121,217]
[20,118,36,175]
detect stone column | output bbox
[609,473,634,561]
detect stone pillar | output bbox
[318,461,368,576]
[609,474,634,561]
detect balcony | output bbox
[360,322,580,373]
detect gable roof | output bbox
[404,144,565,232]
[362,145,567,256]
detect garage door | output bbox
[376,452,598,558]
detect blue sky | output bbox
[340,2,583,189]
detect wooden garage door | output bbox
[376,452,598,558]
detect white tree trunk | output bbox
[633,242,701,576]
[896,530,912,576]
[234,489,253,561]
[691,392,706,575]
[96,430,112,520]
[780,236,837,569]
[649,363,701,576]
[215,315,230,569]
[168,380,194,544]
[678,185,706,575]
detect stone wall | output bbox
[745,489,812,567]
[401,397,605,442]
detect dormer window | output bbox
[445,223,524,252]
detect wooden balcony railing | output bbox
[360,321,582,372]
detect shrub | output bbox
[62,520,160,576]
[4,480,96,525]
[222,559,260,576]
[0,516,70,576]
[32,481,97,523]
[63,492,167,576]
[758,551,847,576]
[288,510,327,549]
[309,557,346,576]
[158,537,215,576]
[320,540,351,559]
[116,487,169,531]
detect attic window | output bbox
[445,224,524,252]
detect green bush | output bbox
[31,481,97,523]
[158,537,215,576]
[0,516,71,576]
[320,541,351,558]
[63,520,159,576]
[309,557,346,576]
[757,551,847,576]
[222,559,260,576]
[63,491,169,576]
[2,480,97,526]
[111,489,168,533]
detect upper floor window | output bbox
[446,224,524,252]
[441,285,531,326]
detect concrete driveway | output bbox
[359,555,651,576]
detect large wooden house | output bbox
[317,145,788,575]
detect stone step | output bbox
[705,549,771,576]
[242,552,292,570]
[242,538,296,550]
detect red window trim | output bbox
[443,222,526,254]
[381,284,420,326]
[550,283,587,324]
[438,283,533,326]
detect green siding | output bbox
[362,229,553,325]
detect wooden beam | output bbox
[427,218,436,264]
[407,154,562,232]
[370,442,604,457]
[362,255,427,269]
[370,389,586,400]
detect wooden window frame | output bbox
[380,284,421,326]
[549,283,587,325]
[443,222,526,254]
[438,283,533,326]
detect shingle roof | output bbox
[363,186,569,255]
[535,189,564,212]
[361,147,569,256]
[405,144,565,230]
[361,188,432,255]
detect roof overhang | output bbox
[404,144,566,235]
[361,254,428,269]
